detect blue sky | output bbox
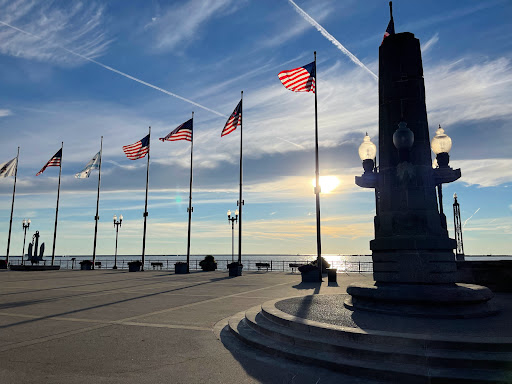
[0,0,511,257]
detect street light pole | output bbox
[21,219,30,265]
[227,210,238,263]
[113,214,123,269]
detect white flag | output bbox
[75,151,100,178]
[0,157,17,177]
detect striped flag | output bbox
[381,18,395,45]
[221,100,242,137]
[0,157,17,177]
[159,118,193,142]
[36,149,62,176]
[123,134,150,160]
[278,61,316,93]
[75,151,101,178]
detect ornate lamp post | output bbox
[21,219,30,265]
[431,125,454,229]
[358,133,377,172]
[113,214,123,269]
[227,209,238,263]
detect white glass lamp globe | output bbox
[227,210,231,217]
[113,214,117,221]
[358,134,377,161]
[431,125,452,155]
[235,209,239,216]
[119,215,123,221]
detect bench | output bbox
[256,262,270,271]
[289,263,305,273]
[94,262,102,268]
[151,262,163,270]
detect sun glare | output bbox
[311,176,341,194]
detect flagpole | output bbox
[141,127,150,271]
[52,142,63,266]
[6,146,20,265]
[92,136,103,269]
[186,112,194,273]
[238,91,243,265]
[313,51,322,280]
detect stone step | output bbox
[261,299,512,353]
[244,306,512,371]
[227,310,510,384]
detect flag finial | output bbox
[389,2,393,19]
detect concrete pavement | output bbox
[0,269,374,383]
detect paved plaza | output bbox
[0,269,374,383]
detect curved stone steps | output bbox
[225,300,512,383]
[244,306,512,371]
[261,299,512,353]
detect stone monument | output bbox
[349,31,496,318]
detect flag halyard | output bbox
[0,157,17,177]
[278,61,316,93]
[160,118,193,142]
[36,148,62,176]
[221,100,242,137]
[123,134,150,160]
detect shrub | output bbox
[298,264,319,273]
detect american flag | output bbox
[123,134,150,160]
[159,118,193,142]
[36,148,62,176]
[278,61,316,93]
[381,18,395,45]
[0,157,17,178]
[221,100,242,137]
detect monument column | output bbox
[350,32,495,318]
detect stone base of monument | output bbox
[9,265,60,271]
[221,294,512,383]
[345,281,497,318]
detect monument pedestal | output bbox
[345,281,497,318]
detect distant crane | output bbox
[453,193,464,261]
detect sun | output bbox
[311,176,341,194]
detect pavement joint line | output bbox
[0,311,211,331]
[0,323,111,353]
[115,280,293,323]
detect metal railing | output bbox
[8,257,374,273]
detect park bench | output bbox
[151,262,163,270]
[94,262,102,268]
[289,263,305,273]
[256,262,270,271]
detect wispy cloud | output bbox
[0,0,111,66]
[144,0,242,53]
[421,33,439,53]
[0,109,11,117]
[452,159,512,187]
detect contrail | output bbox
[0,20,226,118]
[463,207,480,228]
[287,0,378,81]
[277,136,305,149]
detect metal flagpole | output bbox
[313,52,322,280]
[186,112,194,273]
[6,146,20,265]
[92,136,103,269]
[141,127,151,271]
[238,91,243,265]
[52,142,63,266]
